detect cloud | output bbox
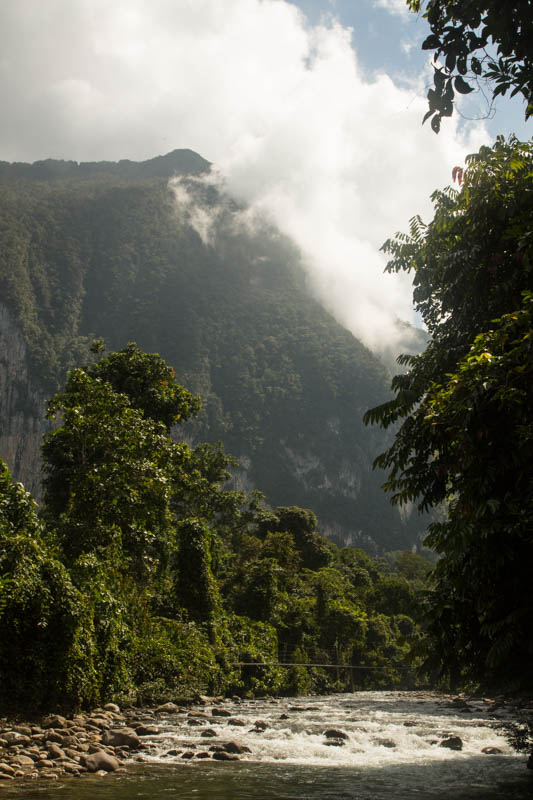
[0,0,489,354]
[372,0,410,17]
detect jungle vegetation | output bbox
[0,343,430,713]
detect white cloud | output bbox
[372,0,410,17]
[0,0,489,354]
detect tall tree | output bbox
[408,1,533,131]
[365,137,533,690]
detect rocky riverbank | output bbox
[0,696,260,783]
[1,693,533,783]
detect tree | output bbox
[408,1,533,131]
[0,459,95,711]
[262,506,332,570]
[41,368,179,578]
[87,341,201,431]
[364,137,533,691]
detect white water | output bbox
[136,691,522,770]
[4,692,531,799]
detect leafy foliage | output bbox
[408,1,533,130]
[1,342,429,712]
[365,137,533,691]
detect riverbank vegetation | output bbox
[0,342,430,715]
[366,136,532,695]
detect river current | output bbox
[3,692,532,799]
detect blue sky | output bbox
[0,0,529,354]
[293,0,530,142]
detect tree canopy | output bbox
[1,342,429,712]
[408,1,533,131]
[365,136,533,691]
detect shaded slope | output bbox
[0,150,426,551]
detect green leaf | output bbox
[454,76,474,94]
[422,34,441,50]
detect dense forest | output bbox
[0,343,431,713]
[0,150,426,552]
[1,0,531,723]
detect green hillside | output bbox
[0,150,426,552]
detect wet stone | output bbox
[324,729,349,740]
[222,741,251,754]
[212,751,239,761]
[440,736,463,751]
[134,725,159,736]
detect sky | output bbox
[1,0,530,355]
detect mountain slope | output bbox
[0,150,426,551]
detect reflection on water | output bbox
[2,692,532,800]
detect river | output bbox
[2,692,531,799]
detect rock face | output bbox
[0,303,48,496]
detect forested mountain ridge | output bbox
[0,149,425,552]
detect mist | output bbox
[0,0,489,355]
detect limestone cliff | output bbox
[0,303,48,496]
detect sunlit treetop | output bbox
[87,341,201,431]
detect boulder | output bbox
[81,751,120,773]
[227,718,246,727]
[45,731,64,744]
[222,741,251,755]
[156,703,181,713]
[101,728,140,749]
[212,708,231,717]
[3,732,31,746]
[212,751,239,761]
[42,715,68,729]
[201,729,218,738]
[440,736,463,751]
[481,747,503,755]
[104,703,121,714]
[134,725,159,737]
[10,755,35,767]
[47,743,66,760]
[324,729,349,740]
